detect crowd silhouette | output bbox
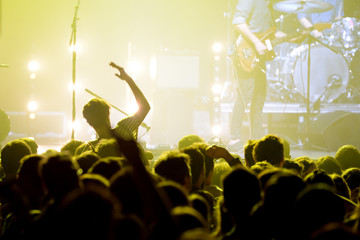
[1,63,360,240]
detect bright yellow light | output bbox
[69,43,81,53]
[149,56,157,80]
[68,120,81,132]
[28,61,40,72]
[29,113,36,119]
[27,101,38,112]
[68,82,81,92]
[30,73,37,79]
[212,43,223,53]
[127,101,139,115]
[212,83,223,95]
[214,96,220,103]
[212,125,222,136]
[214,56,220,61]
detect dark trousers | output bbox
[230,57,267,140]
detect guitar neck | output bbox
[270,31,306,46]
[269,23,330,46]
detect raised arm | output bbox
[109,62,151,121]
[206,145,243,167]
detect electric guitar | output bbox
[235,23,331,72]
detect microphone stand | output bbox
[302,35,338,149]
[69,0,80,140]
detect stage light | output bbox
[69,43,81,53]
[27,101,38,112]
[212,83,223,95]
[212,43,223,53]
[212,125,222,136]
[28,61,40,72]
[127,101,139,115]
[29,113,36,119]
[68,81,81,92]
[30,73,37,79]
[69,120,81,132]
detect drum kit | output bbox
[267,0,360,105]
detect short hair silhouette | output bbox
[181,146,205,190]
[39,153,81,200]
[154,150,191,190]
[1,139,32,179]
[283,159,303,175]
[82,98,111,128]
[19,137,38,154]
[294,156,317,177]
[330,174,351,200]
[243,139,257,168]
[304,169,335,188]
[75,151,100,174]
[88,156,123,180]
[222,166,261,217]
[335,145,360,170]
[61,139,85,157]
[157,181,189,209]
[317,156,342,175]
[178,134,204,150]
[253,134,284,167]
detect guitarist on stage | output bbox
[229,0,287,143]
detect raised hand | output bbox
[109,62,131,81]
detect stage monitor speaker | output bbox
[303,111,360,151]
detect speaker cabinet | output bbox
[304,111,360,151]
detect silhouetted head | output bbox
[82,98,111,128]
[253,134,284,167]
[178,134,204,151]
[39,153,81,200]
[154,150,192,192]
[335,145,360,170]
[1,139,32,179]
[317,156,342,175]
[222,166,261,219]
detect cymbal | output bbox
[273,0,334,14]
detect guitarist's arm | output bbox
[235,23,268,56]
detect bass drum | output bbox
[292,45,349,103]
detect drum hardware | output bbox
[301,36,339,144]
[273,0,334,14]
[324,17,360,49]
[310,74,344,111]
